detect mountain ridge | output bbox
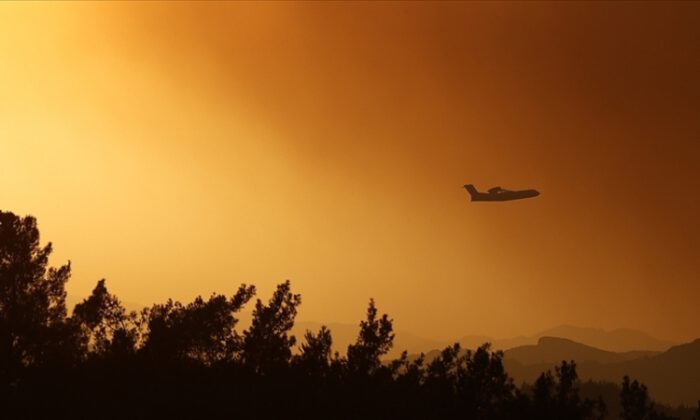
[503,336,700,406]
[291,322,677,358]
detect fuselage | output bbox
[464,184,540,202]
[472,189,539,201]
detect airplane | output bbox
[464,184,540,202]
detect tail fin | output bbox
[464,184,479,198]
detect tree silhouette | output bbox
[422,343,463,415]
[620,376,675,420]
[391,350,426,391]
[142,284,255,364]
[0,210,72,375]
[531,361,606,420]
[457,344,519,419]
[418,343,522,419]
[426,343,462,381]
[242,280,300,374]
[71,279,138,359]
[346,298,394,376]
[294,325,333,377]
[621,376,652,420]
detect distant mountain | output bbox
[453,325,676,353]
[535,325,676,353]
[505,336,659,365]
[602,338,700,406]
[504,337,700,406]
[65,295,680,372]
[289,323,675,361]
[454,334,512,351]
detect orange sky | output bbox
[1,2,699,342]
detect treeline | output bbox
[0,210,697,419]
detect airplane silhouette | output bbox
[464,184,540,202]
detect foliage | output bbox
[142,284,255,364]
[242,280,300,373]
[530,360,606,419]
[0,210,695,419]
[620,376,676,420]
[71,279,139,359]
[0,211,72,373]
[294,325,334,377]
[346,298,394,376]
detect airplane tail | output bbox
[463,184,479,199]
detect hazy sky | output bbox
[1,2,698,342]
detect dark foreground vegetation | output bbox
[1,210,698,419]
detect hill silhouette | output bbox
[458,325,675,353]
[65,298,675,358]
[285,323,672,359]
[596,339,700,406]
[505,336,659,365]
[504,337,700,406]
[536,325,676,352]
[404,326,673,366]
